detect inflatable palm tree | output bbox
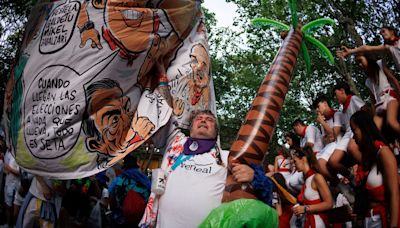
[223,0,335,202]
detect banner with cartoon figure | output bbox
[3,0,216,179]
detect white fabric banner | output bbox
[3,0,215,179]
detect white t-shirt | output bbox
[157,137,229,228]
[342,95,365,132]
[300,125,323,152]
[365,60,393,104]
[4,151,20,188]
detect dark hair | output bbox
[284,132,300,150]
[292,146,320,171]
[312,94,331,109]
[355,54,380,83]
[271,172,290,205]
[278,146,291,158]
[350,110,387,171]
[291,119,305,127]
[82,78,122,140]
[332,82,355,96]
[381,26,398,37]
[0,140,6,153]
[123,154,139,169]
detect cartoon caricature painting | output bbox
[188,43,210,108]
[82,78,155,166]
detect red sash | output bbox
[303,198,329,228]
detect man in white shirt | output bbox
[292,119,324,155]
[312,95,344,179]
[327,83,367,203]
[140,110,271,228]
[328,83,367,185]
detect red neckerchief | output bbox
[300,126,308,138]
[385,36,399,46]
[325,108,336,120]
[374,140,386,150]
[297,169,317,203]
[342,95,353,113]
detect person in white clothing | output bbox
[312,95,344,179]
[284,132,304,194]
[292,119,324,155]
[140,110,272,228]
[274,147,292,181]
[356,54,400,134]
[290,146,333,228]
[328,82,367,188]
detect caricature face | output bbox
[190,113,217,139]
[380,28,395,41]
[106,0,153,53]
[87,86,137,155]
[190,44,209,87]
[334,89,347,105]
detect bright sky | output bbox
[202,0,238,28]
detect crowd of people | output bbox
[266,26,400,227]
[0,21,398,228]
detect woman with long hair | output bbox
[284,132,304,194]
[290,146,333,228]
[350,110,399,227]
[356,54,400,134]
[271,172,293,228]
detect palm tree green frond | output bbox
[287,0,298,27]
[301,18,335,34]
[251,18,290,31]
[305,34,335,65]
[300,42,311,74]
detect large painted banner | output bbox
[3,0,215,179]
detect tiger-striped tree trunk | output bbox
[222,28,303,202]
